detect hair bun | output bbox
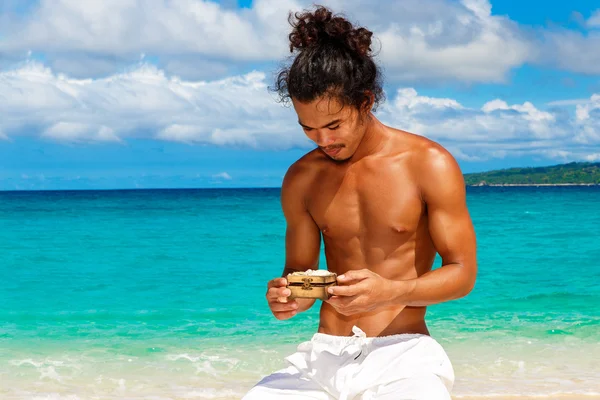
[288,6,373,57]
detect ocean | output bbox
[0,187,599,399]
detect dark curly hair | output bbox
[273,5,385,112]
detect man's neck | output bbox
[350,114,387,162]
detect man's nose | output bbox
[316,132,335,147]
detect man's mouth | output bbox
[322,146,343,156]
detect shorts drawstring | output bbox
[339,326,369,400]
[339,326,368,357]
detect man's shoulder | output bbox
[417,139,456,169]
[387,130,462,195]
[396,131,458,175]
[398,131,464,200]
[282,149,324,191]
[286,148,327,176]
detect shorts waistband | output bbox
[311,326,430,346]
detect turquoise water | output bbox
[1,187,599,399]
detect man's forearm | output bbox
[387,263,476,307]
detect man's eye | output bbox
[329,125,340,130]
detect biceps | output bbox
[428,204,476,266]
[285,215,321,270]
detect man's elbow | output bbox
[457,263,477,298]
[460,278,476,298]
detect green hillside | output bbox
[464,162,600,185]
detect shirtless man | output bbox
[243,6,477,400]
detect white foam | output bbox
[167,353,200,362]
[10,358,65,368]
[39,366,63,382]
[166,352,240,366]
[108,377,127,392]
[195,360,218,376]
[10,358,45,368]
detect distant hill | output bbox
[464,162,600,186]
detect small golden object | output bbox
[286,270,337,300]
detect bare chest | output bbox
[307,163,424,242]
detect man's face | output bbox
[292,96,367,161]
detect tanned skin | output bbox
[266,95,477,337]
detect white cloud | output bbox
[480,99,556,139]
[348,0,531,83]
[547,98,590,107]
[0,0,532,83]
[587,10,600,28]
[1,61,599,163]
[48,55,139,79]
[376,87,597,162]
[538,30,600,74]
[213,172,233,180]
[7,0,600,81]
[0,61,308,148]
[393,88,463,110]
[162,58,232,81]
[584,153,600,161]
[379,88,562,145]
[531,9,600,75]
[0,0,295,60]
[574,94,600,144]
[42,122,121,143]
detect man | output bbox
[243,5,477,400]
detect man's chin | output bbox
[327,153,352,163]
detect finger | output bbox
[325,295,352,309]
[270,300,299,312]
[325,295,341,306]
[326,296,360,315]
[337,269,371,283]
[268,277,288,288]
[326,294,358,304]
[328,281,369,297]
[273,310,297,320]
[267,287,291,300]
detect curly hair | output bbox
[272,5,385,112]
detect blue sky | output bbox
[1,0,600,190]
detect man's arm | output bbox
[389,145,478,306]
[279,162,322,312]
[324,145,476,315]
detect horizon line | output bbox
[2,184,599,193]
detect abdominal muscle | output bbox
[315,241,434,338]
[318,302,429,337]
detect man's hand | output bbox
[266,277,298,320]
[326,269,400,316]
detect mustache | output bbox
[321,144,344,150]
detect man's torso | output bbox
[301,130,436,337]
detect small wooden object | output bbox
[286,270,338,300]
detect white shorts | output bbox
[243,326,454,400]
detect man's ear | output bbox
[362,91,375,112]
